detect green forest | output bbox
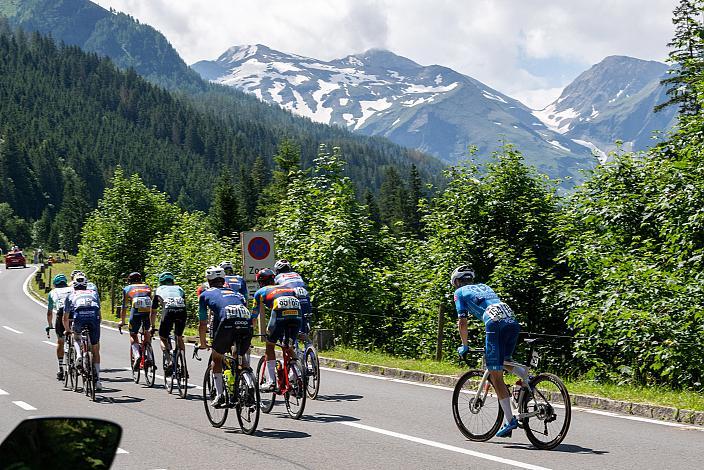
[3,2,704,391]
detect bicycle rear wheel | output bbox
[256,356,275,413]
[144,342,156,387]
[305,346,320,399]
[452,370,503,441]
[64,347,74,390]
[176,349,188,398]
[130,347,140,384]
[164,352,173,394]
[84,351,95,402]
[236,369,260,435]
[520,373,571,450]
[285,362,306,420]
[202,364,228,427]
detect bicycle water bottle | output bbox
[276,361,284,385]
[224,369,234,393]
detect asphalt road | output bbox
[1,265,702,469]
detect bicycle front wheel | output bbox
[164,352,173,394]
[176,349,188,398]
[64,347,74,390]
[305,346,320,399]
[202,365,228,427]
[84,352,95,402]
[144,343,156,387]
[130,347,140,384]
[236,369,260,435]
[452,370,503,441]
[285,362,306,420]
[256,356,275,413]
[520,373,571,450]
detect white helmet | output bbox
[274,259,292,274]
[205,266,225,281]
[73,275,88,290]
[219,261,234,273]
[451,265,475,287]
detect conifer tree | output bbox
[209,168,242,237]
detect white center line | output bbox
[12,401,37,411]
[341,422,551,470]
[0,388,8,395]
[2,326,23,334]
[43,340,57,347]
[116,448,129,454]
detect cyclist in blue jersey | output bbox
[152,272,187,377]
[452,265,526,438]
[47,274,73,381]
[253,268,302,392]
[273,259,312,337]
[199,266,254,408]
[219,261,249,300]
[63,275,102,391]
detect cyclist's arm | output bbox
[198,293,208,347]
[239,278,249,301]
[149,292,157,330]
[46,294,53,328]
[62,300,71,334]
[455,292,470,347]
[120,289,128,325]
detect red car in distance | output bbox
[4,251,27,269]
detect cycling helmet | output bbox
[205,266,225,281]
[451,265,475,287]
[219,261,234,274]
[273,259,292,274]
[256,268,276,286]
[53,274,68,287]
[158,271,175,285]
[73,275,88,290]
[70,270,83,280]
[127,272,142,283]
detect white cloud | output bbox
[93,0,678,104]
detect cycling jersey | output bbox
[48,286,73,315]
[153,285,186,311]
[274,272,311,317]
[253,285,302,330]
[454,283,519,371]
[224,275,248,300]
[122,284,152,315]
[64,289,101,345]
[198,287,252,331]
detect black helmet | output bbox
[128,272,142,283]
[274,259,292,274]
[256,268,276,287]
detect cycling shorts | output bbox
[484,318,520,371]
[266,317,301,345]
[73,310,101,345]
[129,313,151,335]
[54,309,65,339]
[212,321,252,355]
[158,308,187,338]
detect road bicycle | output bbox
[46,326,77,391]
[64,324,96,402]
[194,341,261,435]
[451,338,571,450]
[118,323,156,387]
[295,331,320,399]
[162,333,188,398]
[256,339,307,419]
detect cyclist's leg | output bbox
[72,314,86,367]
[172,308,187,351]
[89,312,101,385]
[142,313,152,348]
[55,312,66,378]
[128,311,142,364]
[264,321,284,388]
[211,320,235,402]
[158,309,173,352]
[485,319,513,422]
[501,321,527,380]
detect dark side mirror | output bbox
[0,417,122,469]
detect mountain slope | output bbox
[0,0,443,191]
[534,56,678,156]
[193,45,597,181]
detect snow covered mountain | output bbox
[534,56,677,159]
[192,45,595,181]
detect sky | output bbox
[93,0,678,109]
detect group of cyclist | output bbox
[45,258,313,410]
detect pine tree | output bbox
[53,168,90,252]
[364,189,382,230]
[656,0,704,115]
[406,164,424,237]
[379,166,408,233]
[209,168,242,237]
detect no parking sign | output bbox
[241,231,276,284]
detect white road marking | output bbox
[2,326,23,334]
[341,422,551,470]
[573,407,704,431]
[154,372,202,390]
[0,388,8,395]
[22,266,46,308]
[12,401,37,411]
[319,366,388,381]
[116,448,129,454]
[43,340,57,347]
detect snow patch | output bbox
[388,70,405,81]
[339,97,349,106]
[493,121,502,126]
[548,140,570,152]
[573,139,608,163]
[434,74,443,85]
[355,98,393,129]
[482,90,508,103]
[342,113,355,126]
[405,82,459,93]
[402,96,436,107]
[268,81,286,104]
[271,61,302,73]
[392,118,401,126]
[532,104,578,134]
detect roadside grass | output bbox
[29,260,77,302]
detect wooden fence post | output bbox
[435,303,445,362]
